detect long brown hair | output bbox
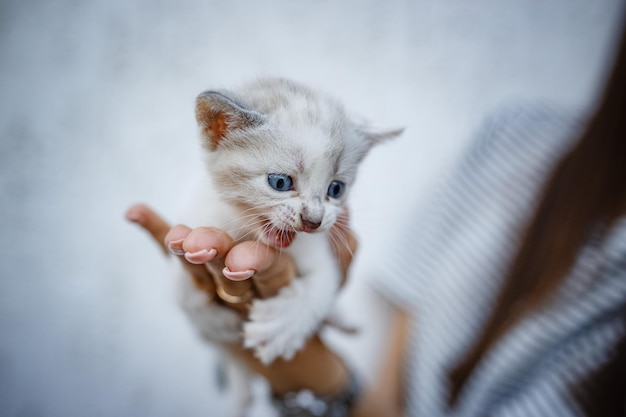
[448,21,626,408]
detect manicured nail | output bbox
[222,267,255,281]
[184,248,217,264]
[167,239,185,255]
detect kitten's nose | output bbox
[300,215,322,232]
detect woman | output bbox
[127,21,626,417]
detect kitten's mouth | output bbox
[264,227,297,248]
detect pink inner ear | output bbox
[197,100,229,150]
[206,111,228,150]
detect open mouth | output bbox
[264,226,297,248]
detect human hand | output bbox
[126,203,295,308]
[125,203,355,395]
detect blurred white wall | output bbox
[0,1,623,416]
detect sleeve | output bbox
[490,223,626,417]
[363,182,453,310]
[493,313,625,417]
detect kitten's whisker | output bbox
[227,224,263,242]
[219,211,263,231]
[241,221,270,243]
[222,208,274,242]
[330,224,355,259]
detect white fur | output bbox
[180,178,342,364]
[176,260,242,344]
[176,78,401,414]
[244,233,340,363]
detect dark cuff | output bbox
[272,369,361,417]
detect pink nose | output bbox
[301,216,322,232]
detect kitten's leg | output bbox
[176,264,242,343]
[224,358,254,417]
[178,267,255,416]
[243,236,340,364]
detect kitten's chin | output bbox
[264,228,297,248]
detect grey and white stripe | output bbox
[367,104,626,417]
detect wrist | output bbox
[271,367,361,417]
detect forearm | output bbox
[230,335,349,396]
[351,308,410,417]
[236,306,410,417]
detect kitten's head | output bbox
[195,78,402,248]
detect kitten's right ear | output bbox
[358,125,405,147]
[196,91,266,150]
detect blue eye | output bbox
[327,181,345,199]
[268,174,293,192]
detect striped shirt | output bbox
[368,104,626,417]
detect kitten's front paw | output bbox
[243,280,322,364]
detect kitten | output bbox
[177,77,401,412]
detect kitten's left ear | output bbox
[196,90,266,151]
[357,125,405,147]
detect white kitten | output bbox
[177,77,401,414]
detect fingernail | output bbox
[167,239,185,255]
[222,267,255,281]
[184,248,217,264]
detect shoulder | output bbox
[457,101,585,181]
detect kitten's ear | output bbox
[196,91,266,150]
[357,125,405,147]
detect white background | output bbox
[0,1,623,416]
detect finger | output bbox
[181,226,236,263]
[126,205,218,298]
[164,224,193,255]
[224,241,296,299]
[164,224,218,295]
[182,227,254,302]
[125,203,171,254]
